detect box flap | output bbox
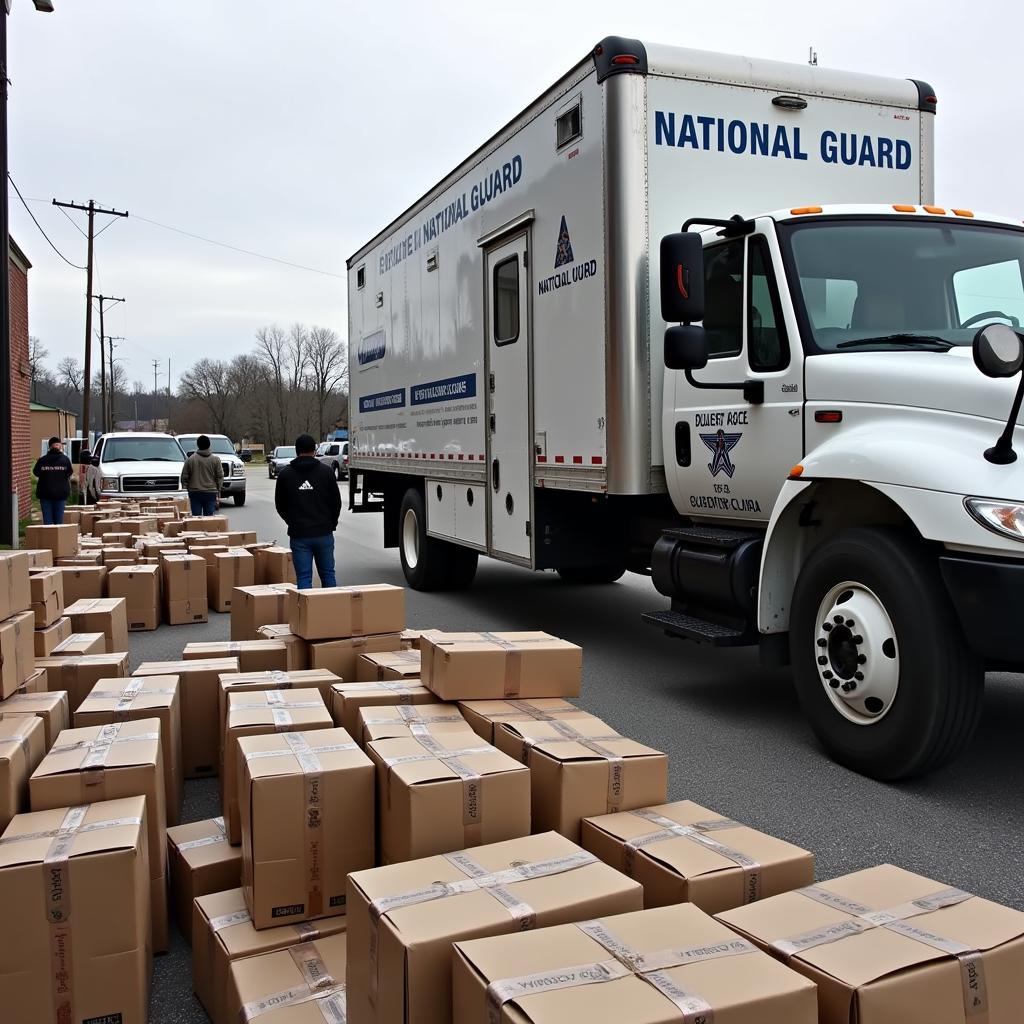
[34,718,161,777]
[370,731,525,786]
[498,716,664,763]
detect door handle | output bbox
[489,413,496,433]
[492,458,500,492]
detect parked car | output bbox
[84,431,186,503]
[268,446,297,479]
[239,448,253,463]
[316,440,349,480]
[176,433,247,506]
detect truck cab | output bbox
[651,203,1024,779]
[84,431,187,502]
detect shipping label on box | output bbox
[309,631,402,681]
[453,902,817,1024]
[75,675,183,825]
[0,609,36,698]
[28,567,64,628]
[208,549,255,612]
[35,652,129,712]
[23,522,79,558]
[346,830,643,1024]
[108,564,161,631]
[580,800,814,914]
[231,584,296,640]
[193,887,346,1024]
[421,631,582,701]
[355,648,421,682]
[134,658,239,778]
[494,714,669,843]
[65,596,129,653]
[256,623,309,670]
[0,715,46,832]
[458,697,590,743]
[239,727,374,930]
[56,565,108,604]
[330,679,439,738]
[184,639,288,673]
[717,863,1024,1024]
[167,816,241,944]
[0,796,152,1024]
[0,551,32,621]
[51,631,106,656]
[0,689,69,749]
[288,584,405,641]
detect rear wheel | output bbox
[557,564,626,584]
[398,487,478,591]
[790,527,983,780]
[333,462,341,480]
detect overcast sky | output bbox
[9,0,1022,392]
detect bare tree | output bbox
[178,358,237,435]
[56,356,84,394]
[255,324,294,444]
[28,336,50,401]
[306,326,348,440]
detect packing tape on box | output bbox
[772,884,986,1019]
[0,723,35,757]
[363,707,463,727]
[485,918,757,1024]
[624,808,763,904]
[367,849,599,1006]
[176,817,228,853]
[239,940,348,1022]
[477,633,554,698]
[281,733,331,919]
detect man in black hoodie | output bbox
[33,436,74,524]
[274,433,341,588]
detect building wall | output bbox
[10,253,31,522]
[31,409,77,459]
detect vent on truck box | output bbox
[356,266,365,289]
[556,100,582,149]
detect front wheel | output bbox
[790,527,983,780]
[234,492,246,506]
[398,487,477,591]
[333,462,341,481]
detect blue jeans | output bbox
[291,535,337,589]
[40,499,66,525]
[189,491,218,516]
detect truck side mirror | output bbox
[973,323,1024,378]
[664,325,709,370]
[660,232,705,323]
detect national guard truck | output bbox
[347,37,1024,780]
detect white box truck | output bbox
[347,37,1024,780]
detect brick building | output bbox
[10,238,32,522]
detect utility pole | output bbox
[92,294,124,431]
[51,200,128,444]
[104,334,124,428]
[152,360,160,429]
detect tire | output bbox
[790,526,983,780]
[268,468,274,479]
[557,564,626,584]
[398,487,478,591]
[333,462,341,481]
[234,492,246,506]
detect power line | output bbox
[7,174,86,269]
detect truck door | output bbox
[485,232,533,564]
[667,229,802,522]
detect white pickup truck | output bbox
[346,37,1024,779]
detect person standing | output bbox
[274,433,340,588]
[180,434,224,516]
[33,436,74,524]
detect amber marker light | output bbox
[789,464,805,479]
[790,206,823,215]
[892,204,917,213]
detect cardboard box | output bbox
[330,680,440,739]
[23,522,79,558]
[208,549,255,612]
[223,688,333,844]
[28,566,64,628]
[75,675,183,825]
[56,565,108,603]
[30,718,169,951]
[161,519,184,537]
[102,545,141,565]
[494,714,669,842]
[0,715,46,832]
[51,631,106,656]
[581,800,815,913]
[134,658,239,778]
[453,901,817,1024]
[458,697,590,743]
[253,545,296,586]
[0,551,31,622]
[288,584,405,641]
[32,615,72,657]
[0,796,152,1024]
[167,816,241,943]
[718,863,1024,1024]
[308,631,403,681]
[21,548,54,570]
[421,631,582,700]
[347,830,644,1024]
[240,727,374,929]
[356,648,421,681]
[231,583,296,640]
[226,932,348,1024]
[182,514,229,532]
[35,652,129,711]
[0,689,69,749]
[358,701,470,746]
[162,553,208,624]
[108,564,161,630]
[12,666,47,695]
[368,726,530,864]
[0,609,35,699]
[256,622,309,669]
[193,888,346,1024]
[65,596,129,653]
[184,639,288,673]
[401,627,439,650]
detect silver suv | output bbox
[84,432,187,502]
[316,440,349,480]
[176,433,247,506]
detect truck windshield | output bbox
[102,437,184,462]
[780,219,1024,352]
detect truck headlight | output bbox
[101,476,119,490]
[965,497,1024,541]
[233,463,246,477]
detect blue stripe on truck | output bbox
[359,388,406,413]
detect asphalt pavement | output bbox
[145,471,1024,1023]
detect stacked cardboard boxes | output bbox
[108,564,161,630]
[208,549,255,612]
[35,651,129,711]
[167,817,241,943]
[231,584,296,640]
[330,679,439,737]
[0,716,46,831]
[0,689,70,748]
[255,622,309,669]
[162,553,208,625]
[65,596,130,652]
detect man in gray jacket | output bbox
[180,434,224,516]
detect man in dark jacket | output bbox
[180,434,224,516]
[33,436,74,524]
[274,433,341,588]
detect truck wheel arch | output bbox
[759,478,920,634]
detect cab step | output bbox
[641,608,756,647]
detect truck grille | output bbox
[121,475,180,492]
